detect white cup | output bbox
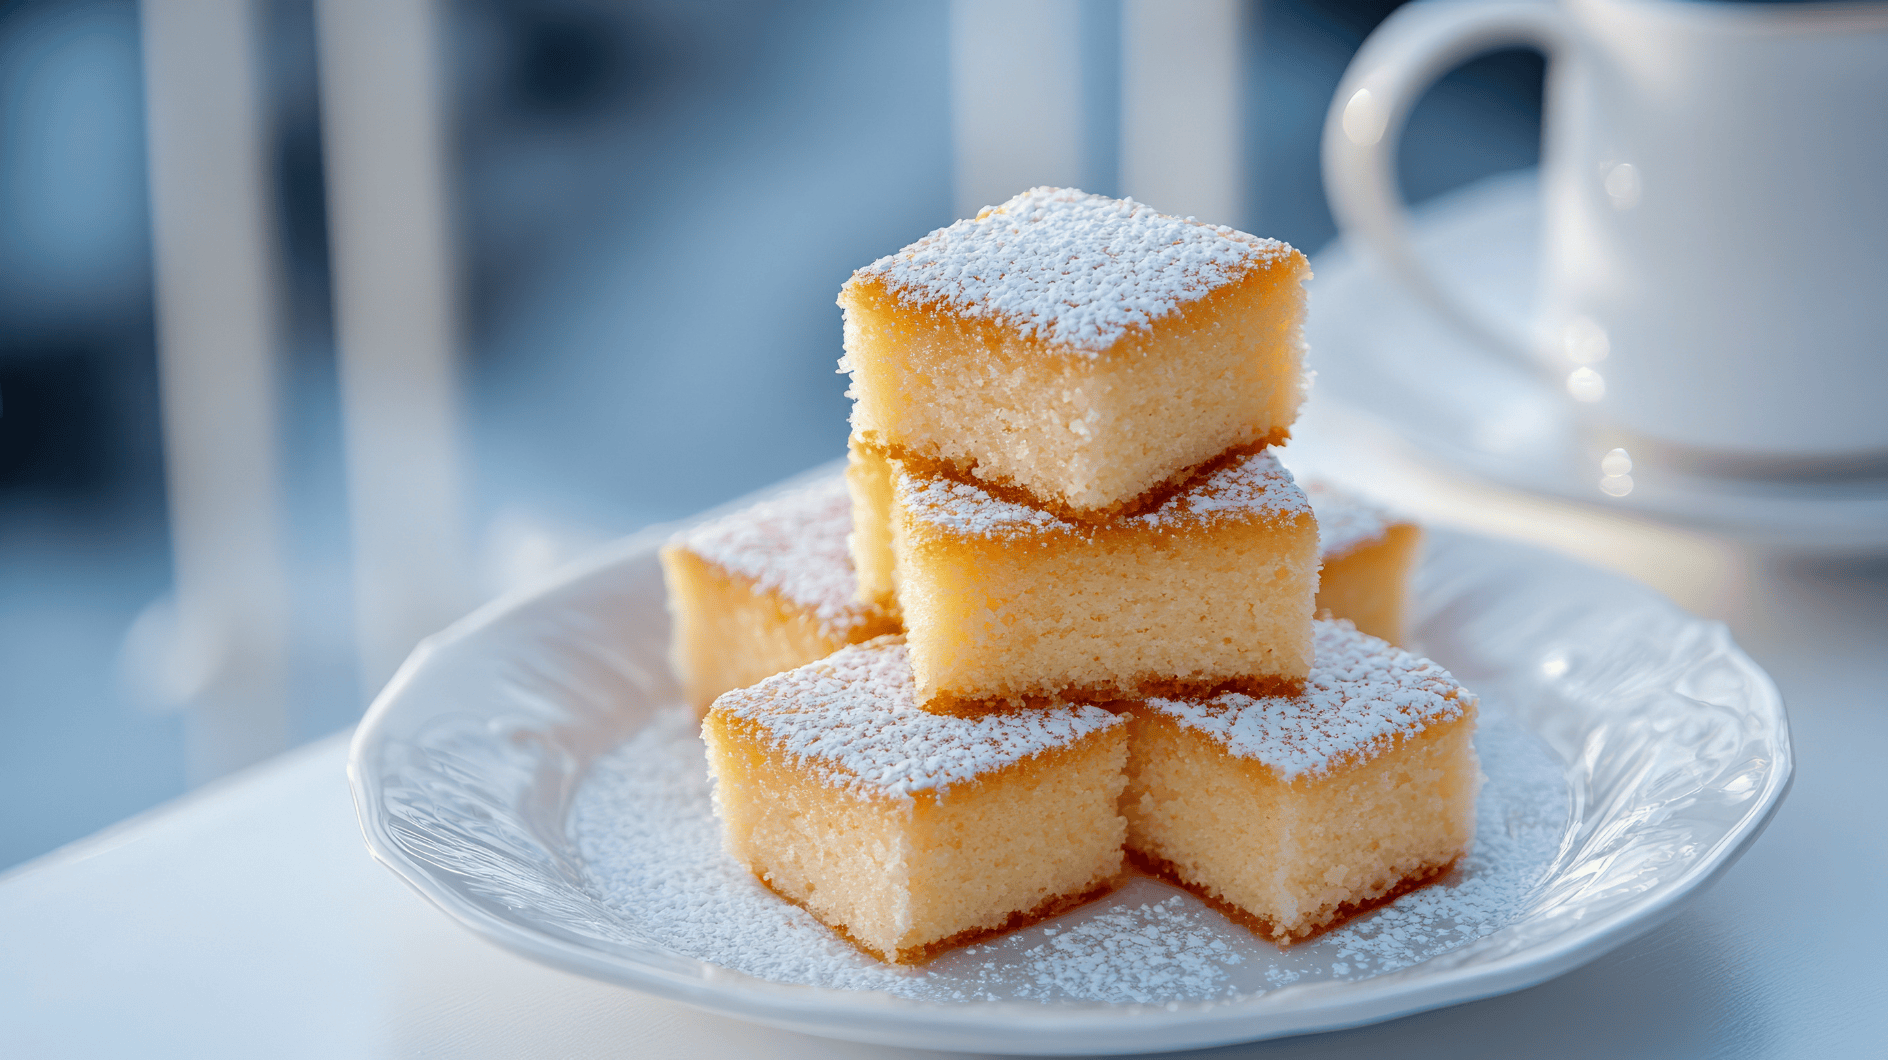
[1323,0,1888,474]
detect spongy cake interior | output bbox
[1120,621,1480,942]
[839,189,1309,519]
[702,637,1128,964]
[1124,705,1476,942]
[888,450,1318,712]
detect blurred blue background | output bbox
[0,0,1543,869]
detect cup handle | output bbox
[1321,0,1569,370]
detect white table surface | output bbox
[5,444,1885,1059]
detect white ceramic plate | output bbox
[1306,168,1888,553]
[348,469,1791,1055]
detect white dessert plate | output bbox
[348,467,1791,1056]
[1307,168,1888,553]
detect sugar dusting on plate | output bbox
[570,696,1567,1004]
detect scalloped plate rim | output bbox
[347,501,1791,1055]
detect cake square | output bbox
[845,439,899,612]
[864,444,1317,715]
[703,636,1128,964]
[1121,620,1479,944]
[660,478,898,713]
[838,187,1310,520]
[1307,481,1423,647]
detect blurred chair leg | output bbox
[1120,0,1249,225]
[314,0,471,700]
[140,0,291,783]
[949,0,1085,217]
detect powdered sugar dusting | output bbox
[1306,480,1402,561]
[671,478,869,636]
[848,187,1295,355]
[965,892,1246,1002]
[1132,451,1310,529]
[899,450,1311,540]
[711,636,1122,800]
[570,695,1566,1002]
[1146,620,1469,781]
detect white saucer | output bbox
[1304,169,1888,553]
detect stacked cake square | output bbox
[665,188,1477,963]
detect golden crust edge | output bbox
[1126,848,1460,946]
